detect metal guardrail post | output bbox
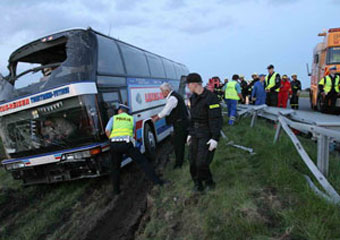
[250,111,257,128]
[317,135,330,177]
[273,121,282,144]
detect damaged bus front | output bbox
[0,29,112,185]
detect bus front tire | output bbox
[144,124,157,161]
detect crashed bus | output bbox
[0,28,188,185]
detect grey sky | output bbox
[0,0,339,88]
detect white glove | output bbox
[207,139,218,151]
[186,135,192,145]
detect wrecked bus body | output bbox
[0,28,188,185]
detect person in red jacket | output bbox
[278,75,292,108]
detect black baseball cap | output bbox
[267,64,274,69]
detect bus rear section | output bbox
[310,28,340,113]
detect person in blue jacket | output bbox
[251,74,266,105]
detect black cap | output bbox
[267,64,274,69]
[232,74,239,80]
[186,73,202,83]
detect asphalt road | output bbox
[297,97,311,111]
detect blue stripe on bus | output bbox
[2,142,108,164]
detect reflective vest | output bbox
[265,72,279,92]
[109,112,134,138]
[319,75,340,93]
[225,80,240,100]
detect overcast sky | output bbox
[1,0,340,88]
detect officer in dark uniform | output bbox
[290,74,302,109]
[153,82,189,169]
[105,104,164,195]
[186,73,223,192]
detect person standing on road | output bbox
[278,75,292,108]
[248,73,260,105]
[318,66,340,113]
[290,74,302,109]
[186,73,223,192]
[106,104,164,195]
[265,64,281,107]
[251,74,266,105]
[152,83,189,169]
[225,74,244,125]
[239,75,248,104]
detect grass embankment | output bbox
[137,118,340,240]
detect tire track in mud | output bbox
[84,139,173,240]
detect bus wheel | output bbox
[144,124,156,161]
[316,96,323,112]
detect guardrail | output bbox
[235,104,340,204]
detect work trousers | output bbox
[266,92,278,107]
[110,142,161,193]
[189,136,215,184]
[172,120,188,167]
[322,92,338,114]
[225,99,238,121]
[278,92,289,108]
[290,93,299,109]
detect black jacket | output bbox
[291,79,302,94]
[266,72,281,92]
[188,88,223,141]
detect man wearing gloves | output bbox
[186,73,223,192]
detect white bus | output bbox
[0,28,189,185]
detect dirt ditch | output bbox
[83,139,173,240]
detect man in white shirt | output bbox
[152,83,189,169]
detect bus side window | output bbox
[314,54,319,64]
[102,92,120,119]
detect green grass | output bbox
[137,118,340,240]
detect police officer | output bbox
[152,82,189,169]
[186,73,223,192]
[105,104,164,195]
[290,74,302,109]
[225,74,243,125]
[318,66,340,113]
[265,64,281,106]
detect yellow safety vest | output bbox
[265,72,280,92]
[109,112,134,139]
[319,75,340,93]
[225,80,240,100]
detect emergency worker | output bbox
[225,74,243,125]
[152,83,189,169]
[277,75,292,108]
[290,74,302,109]
[319,66,340,113]
[186,73,223,192]
[105,104,164,195]
[265,65,281,106]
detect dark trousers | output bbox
[290,93,299,109]
[322,92,338,113]
[173,121,188,167]
[189,136,215,184]
[266,92,278,107]
[110,142,161,193]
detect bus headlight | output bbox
[5,162,26,170]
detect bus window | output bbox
[162,59,176,79]
[102,92,120,119]
[97,76,126,86]
[146,53,166,78]
[118,42,150,77]
[97,35,125,75]
[326,47,340,65]
[120,89,128,106]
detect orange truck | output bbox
[309,27,340,111]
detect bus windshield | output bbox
[7,30,96,101]
[0,95,102,158]
[326,47,340,65]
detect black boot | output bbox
[193,181,204,192]
[205,180,216,191]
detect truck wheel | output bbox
[316,95,323,112]
[143,124,156,161]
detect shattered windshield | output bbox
[0,95,102,158]
[8,30,96,101]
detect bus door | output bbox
[98,88,122,126]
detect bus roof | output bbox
[9,27,187,68]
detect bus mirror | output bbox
[306,63,311,77]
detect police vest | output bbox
[319,75,340,93]
[166,91,188,125]
[109,112,134,139]
[225,80,240,100]
[265,72,279,92]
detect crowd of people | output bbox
[207,64,302,125]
